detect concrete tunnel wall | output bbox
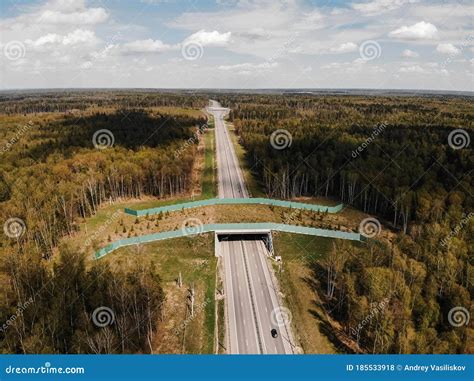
[214,231,274,257]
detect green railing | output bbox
[124,198,343,217]
[94,223,362,259]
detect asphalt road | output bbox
[211,102,248,198]
[208,101,293,354]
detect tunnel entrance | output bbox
[216,232,274,255]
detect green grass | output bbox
[217,298,225,354]
[272,233,358,353]
[273,232,335,263]
[207,114,215,129]
[203,269,216,353]
[201,131,217,199]
[227,123,266,198]
[103,234,217,354]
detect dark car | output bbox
[271,328,278,338]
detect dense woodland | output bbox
[221,94,473,353]
[0,91,471,354]
[0,91,207,353]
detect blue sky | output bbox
[0,0,472,90]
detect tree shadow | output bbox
[27,109,206,161]
[301,266,355,354]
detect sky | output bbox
[0,0,473,91]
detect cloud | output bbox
[398,62,448,75]
[120,39,172,54]
[401,49,419,58]
[436,43,461,56]
[37,7,108,25]
[389,21,438,40]
[352,0,418,16]
[1,0,472,90]
[399,64,425,73]
[330,42,358,53]
[25,29,98,49]
[218,62,278,71]
[183,30,231,47]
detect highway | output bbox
[208,100,293,354]
[210,100,248,198]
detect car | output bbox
[271,328,278,338]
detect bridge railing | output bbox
[124,198,343,217]
[94,223,361,259]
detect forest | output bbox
[0,90,471,354]
[0,91,207,353]
[220,93,473,354]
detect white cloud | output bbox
[352,0,418,16]
[183,30,231,47]
[398,62,449,76]
[25,29,98,49]
[37,7,108,25]
[436,43,461,56]
[389,21,438,40]
[1,0,472,90]
[330,42,358,53]
[120,39,172,54]
[401,49,419,58]
[218,62,278,71]
[399,64,425,73]
[62,29,97,45]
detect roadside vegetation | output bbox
[103,235,216,354]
